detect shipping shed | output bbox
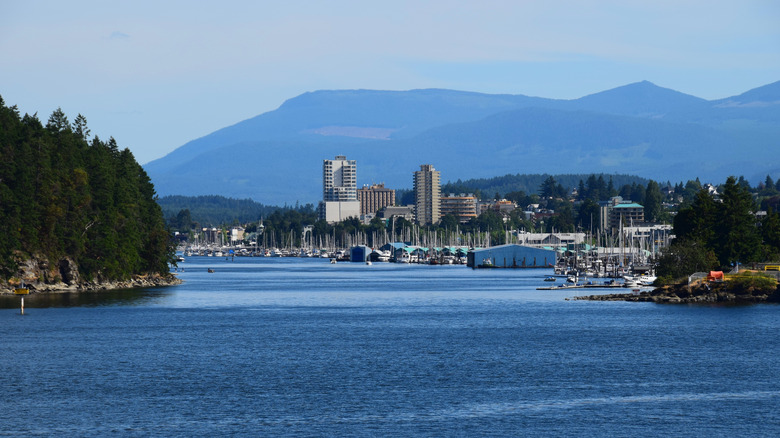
[467,244,557,269]
[350,245,371,262]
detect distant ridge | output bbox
[145,81,780,205]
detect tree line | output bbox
[161,195,315,230]
[656,176,780,281]
[0,97,174,281]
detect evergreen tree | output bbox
[761,208,780,259]
[760,175,778,196]
[576,198,600,232]
[713,176,761,266]
[72,113,90,141]
[596,175,606,200]
[630,183,645,204]
[0,97,174,283]
[607,177,617,198]
[644,180,663,222]
[674,189,717,246]
[539,176,558,198]
[546,203,575,232]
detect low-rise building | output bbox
[441,193,478,223]
[378,205,415,222]
[600,196,645,232]
[318,201,361,224]
[516,232,585,248]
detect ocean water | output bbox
[1,257,779,436]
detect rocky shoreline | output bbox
[574,281,780,304]
[1,255,181,295]
[0,274,182,295]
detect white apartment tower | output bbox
[414,164,441,225]
[323,155,357,201]
[319,155,361,223]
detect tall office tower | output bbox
[319,155,361,223]
[357,183,396,216]
[413,164,441,225]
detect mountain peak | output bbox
[573,81,707,116]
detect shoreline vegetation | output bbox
[1,99,176,292]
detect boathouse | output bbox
[467,244,557,269]
[350,245,371,262]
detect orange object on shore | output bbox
[707,271,724,282]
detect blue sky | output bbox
[2,1,779,164]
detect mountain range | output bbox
[144,81,780,205]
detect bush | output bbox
[726,272,778,294]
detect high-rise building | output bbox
[357,183,396,216]
[413,164,441,225]
[319,155,361,223]
[323,155,357,201]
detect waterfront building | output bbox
[413,164,441,225]
[515,232,586,249]
[441,193,478,223]
[467,244,557,268]
[319,155,361,223]
[357,183,396,216]
[229,227,245,245]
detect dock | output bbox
[537,283,630,290]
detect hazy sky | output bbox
[2,1,779,164]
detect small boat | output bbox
[207,268,215,273]
[544,276,556,282]
[638,275,657,286]
[478,258,497,268]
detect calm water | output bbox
[2,257,779,436]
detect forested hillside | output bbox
[0,96,173,284]
[159,195,315,229]
[441,173,650,199]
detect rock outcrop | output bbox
[575,280,780,304]
[1,254,180,294]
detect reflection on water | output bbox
[0,287,172,308]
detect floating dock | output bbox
[537,283,629,290]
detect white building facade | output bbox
[319,155,361,223]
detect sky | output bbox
[1,1,779,165]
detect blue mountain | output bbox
[145,81,780,204]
